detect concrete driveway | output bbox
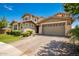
[10,35,70,56]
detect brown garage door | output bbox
[42,23,65,36]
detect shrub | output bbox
[69,25,79,52]
[69,25,79,44]
[22,32,30,37]
[27,30,33,35]
[6,31,11,35]
[7,30,22,36]
[22,30,33,37]
[12,30,22,36]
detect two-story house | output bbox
[12,13,73,36]
[12,13,44,33]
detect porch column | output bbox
[39,24,42,34]
[12,25,14,30]
[65,21,68,36]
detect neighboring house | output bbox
[0,23,11,34]
[12,13,73,36]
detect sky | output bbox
[0,3,64,21]
[0,3,78,27]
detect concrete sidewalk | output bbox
[0,42,22,56]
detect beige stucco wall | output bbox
[65,22,71,36]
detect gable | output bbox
[22,13,33,18]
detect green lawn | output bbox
[0,34,21,43]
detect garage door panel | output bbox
[42,23,65,36]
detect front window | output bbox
[25,23,28,28]
[22,23,29,28]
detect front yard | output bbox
[0,30,33,43]
[0,34,21,43]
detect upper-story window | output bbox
[35,18,37,21]
[33,18,37,22]
[25,18,28,20]
[24,16,30,20]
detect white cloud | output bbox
[4,5,13,11]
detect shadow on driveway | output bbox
[36,40,79,56]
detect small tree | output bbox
[64,3,79,20]
[64,3,79,49]
[0,16,8,28]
